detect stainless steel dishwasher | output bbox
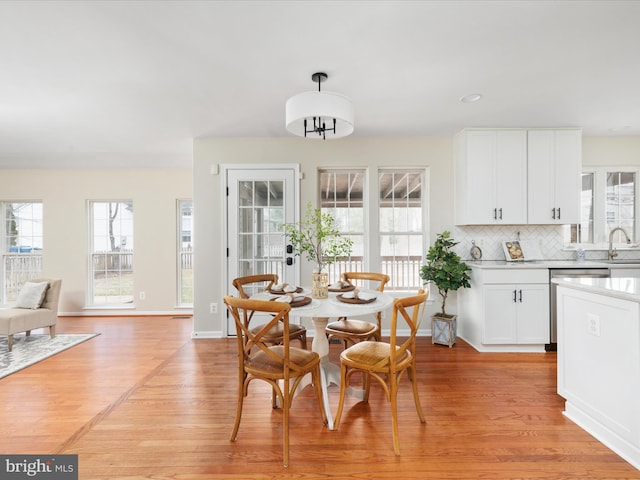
[547,267,611,351]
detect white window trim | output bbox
[576,167,640,250]
[87,200,135,308]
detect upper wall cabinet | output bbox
[527,129,582,224]
[455,128,582,226]
[455,129,528,225]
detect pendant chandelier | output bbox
[285,72,354,140]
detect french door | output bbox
[225,165,300,334]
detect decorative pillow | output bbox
[14,281,49,309]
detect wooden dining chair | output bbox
[224,295,327,467]
[232,274,307,349]
[333,289,428,455]
[325,271,390,347]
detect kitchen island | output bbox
[554,276,640,470]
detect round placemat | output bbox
[336,294,376,304]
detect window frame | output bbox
[568,167,640,248]
[378,167,429,292]
[318,166,429,292]
[87,200,135,307]
[177,199,193,307]
[318,168,368,284]
[0,201,44,306]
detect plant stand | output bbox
[432,314,457,348]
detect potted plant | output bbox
[281,202,353,298]
[420,230,471,347]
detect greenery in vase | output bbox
[280,203,353,272]
[419,230,471,316]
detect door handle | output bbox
[518,289,523,302]
[493,208,497,220]
[552,208,556,220]
[513,289,517,303]
[557,207,561,220]
[499,208,503,220]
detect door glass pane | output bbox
[239,181,253,207]
[235,180,285,280]
[239,208,253,234]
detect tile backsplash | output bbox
[453,225,575,262]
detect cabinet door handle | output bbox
[557,207,561,220]
[552,207,556,219]
[513,289,517,303]
[519,289,523,302]
[499,208,503,220]
[493,208,497,220]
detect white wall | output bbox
[1,168,192,315]
[583,137,640,166]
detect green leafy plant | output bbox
[420,230,471,316]
[280,203,353,272]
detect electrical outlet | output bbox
[210,302,217,314]
[139,291,145,300]
[587,313,600,336]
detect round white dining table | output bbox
[252,288,394,429]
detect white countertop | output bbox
[467,260,640,269]
[552,276,640,303]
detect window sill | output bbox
[564,244,640,252]
[84,305,136,310]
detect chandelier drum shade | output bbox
[285,72,354,140]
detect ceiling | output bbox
[1,0,639,169]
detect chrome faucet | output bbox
[608,227,632,260]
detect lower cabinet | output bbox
[484,283,549,344]
[458,267,550,352]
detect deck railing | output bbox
[1,253,44,304]
[328,256,423,291]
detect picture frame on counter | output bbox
[502,240,544,262]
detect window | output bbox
[177,200,193,306]
[606,171,636,242]
[319,169,365,284]
[319,168,427,291]
[566,168,638,246]
[89,201,134,306]
[379,169,425,291]
[1,202,43,305]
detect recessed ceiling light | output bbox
[460,93,483,103]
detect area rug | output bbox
[0,333,99,380]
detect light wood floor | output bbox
[1,315,638,479]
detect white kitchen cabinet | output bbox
[527,129,582,224]
[484,283,550,344]
[458,267,550,352]
[455,129,527,225]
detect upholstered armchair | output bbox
[0,278,62,351]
